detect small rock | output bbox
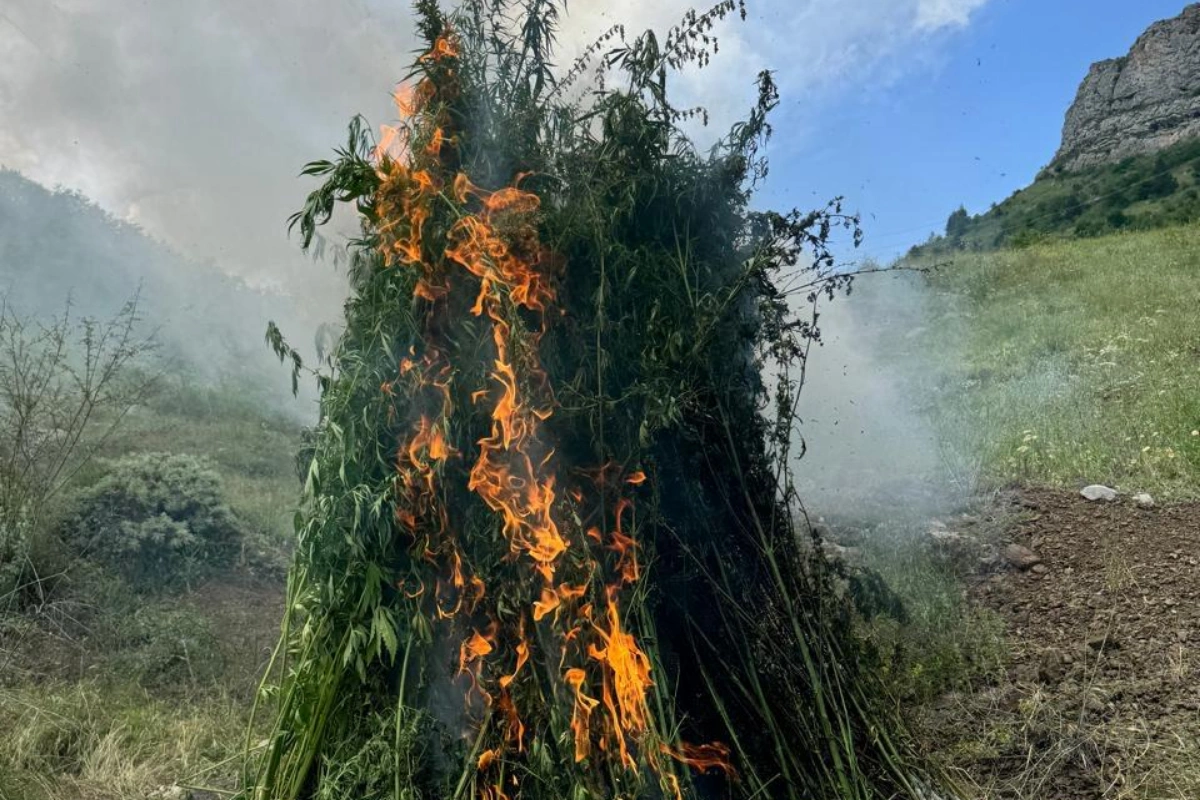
[1003,543,1043,570]
[1133,492,1155,508]
[1081,484,1118,502]
[1031,563,1048,574]
[150,787,192,800]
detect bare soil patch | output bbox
[921,488,1200,799]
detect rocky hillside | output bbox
[1051,3,1200,173]
[908,6,1200,256]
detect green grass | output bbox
[914,224,1200,499]
[853,522,1009,705]
[96,376,307,555]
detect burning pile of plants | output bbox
[246,2,928,798]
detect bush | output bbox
[1074,215,1108,238]
[1136,168,1179,201]
[61,453,243,589]
[1009,229,1048,249]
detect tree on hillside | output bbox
[1136,156,1179,201]
[945,206,970,245]
[247,3,928,799]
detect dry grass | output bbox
[0,681,251,800]
[914,607,1200,800]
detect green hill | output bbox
[910,136,1200,256]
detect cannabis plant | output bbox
[249,2,930,799]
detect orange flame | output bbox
[587,591,655,769]
[459,628,494,674]
[565,667,600,762]
[662,741,738,777]
[373,31,732,797]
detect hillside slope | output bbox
[911,135,1200,255]
[914,225,1200,499]
[0,169,319,395]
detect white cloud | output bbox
[915,0,992,31]
[552,0,995,139]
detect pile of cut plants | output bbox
[246,3,934,799]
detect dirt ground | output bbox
[921,488,1200,799]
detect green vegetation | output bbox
[12,6,1196,800]
[0,681,249,800]
[61,452,246,590]
[0,376,301,799]
[914,225,1200,499]
[856,524,1008,705]
[0,291,303,799]
[912,136,1200,255]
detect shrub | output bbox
[61,453,243,589]
[108,604,224,689]
[1038,192,1085,224]
[1009,229,1048,249]
[1136,168,1179,201]
[1074,215,1108,238]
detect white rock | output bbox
[1133,492,1155,508]
[1081,484,1118,502]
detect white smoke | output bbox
[792,268,969,523]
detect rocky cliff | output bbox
[1051,4,1200,173]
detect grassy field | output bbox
[0,378,303,800]
[915,224,1200,500]
[810,222,1200,798]
[862,223,1200,798]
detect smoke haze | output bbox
[793,270,966,523]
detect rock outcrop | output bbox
[1051,4,1200,173]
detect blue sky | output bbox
[760,0,1190,262]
